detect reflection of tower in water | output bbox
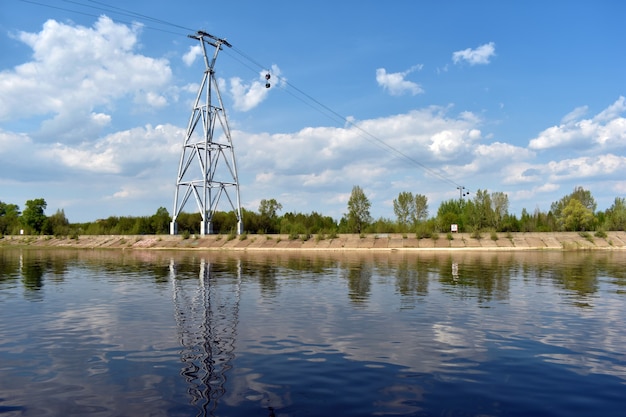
[170,258,241,416]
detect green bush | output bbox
[471,229,483,240]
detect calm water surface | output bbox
[1,248,625,417]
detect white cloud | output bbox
[474,142,533,160]
[594,96,626,122]
[529,96,626,151]
[547,154,626,181]
[502,152,625,190]
[237,106,483,182]
[501,163,542,185]
[561,105,588,125]
[182,44,202,66]
[135,91,168,108]
[512,183,560,202]
[1,124,182,182]
[228,64,283,111]
[376,65,424,96]
[107,185,152,200]
[452,42,496,65]
[0,16,172,142]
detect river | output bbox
[1,248,625,416]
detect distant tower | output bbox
[170,31,243,235]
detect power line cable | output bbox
[229,45,463,189]
[19,0,189,37]
[225,44,465,189]
[18,0,470,193]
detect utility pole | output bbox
[170,31,243,236]
[457,186,469,200]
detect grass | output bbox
[579,231,594,243]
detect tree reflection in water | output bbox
[170,258,240,417]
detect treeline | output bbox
[1,186,625,237]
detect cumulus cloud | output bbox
[376,65,424,96]
[0,16,172,142]
[1,124,182,182]
[502,153,626,189]
[501,163,543,185]
[182,44,202,66]
[546,154,626,181]
[235,106,484,197]
[529,96,626,150]
[228,64,283,112]
[452,42,496,65]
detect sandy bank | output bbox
[2,232,626,251]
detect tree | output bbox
[393,192,415,229]
[470,189,494,230]
[561,199,595,231]
[413,194,429,224]
[605,197,626,231]
[346,185,371,233]
[491,191,509,230]
[43,209,70,236]
[436,198,466,232]
[151,207,170,234]
[551,186,597,230]
[258,198,283,233]
[393,192,428,231]
[21,198,47,234]
[0,201,20,235]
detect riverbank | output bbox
[2,231,626,251]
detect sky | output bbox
[1,0,625,223]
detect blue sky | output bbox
[1,0,625,223]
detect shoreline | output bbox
[2,231,626,251]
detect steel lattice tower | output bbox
[170,31,243,236]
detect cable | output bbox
[18,0,470,193]
[20,0,189,37]
[228,44,465,189]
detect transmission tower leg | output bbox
[199,220,213,236]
